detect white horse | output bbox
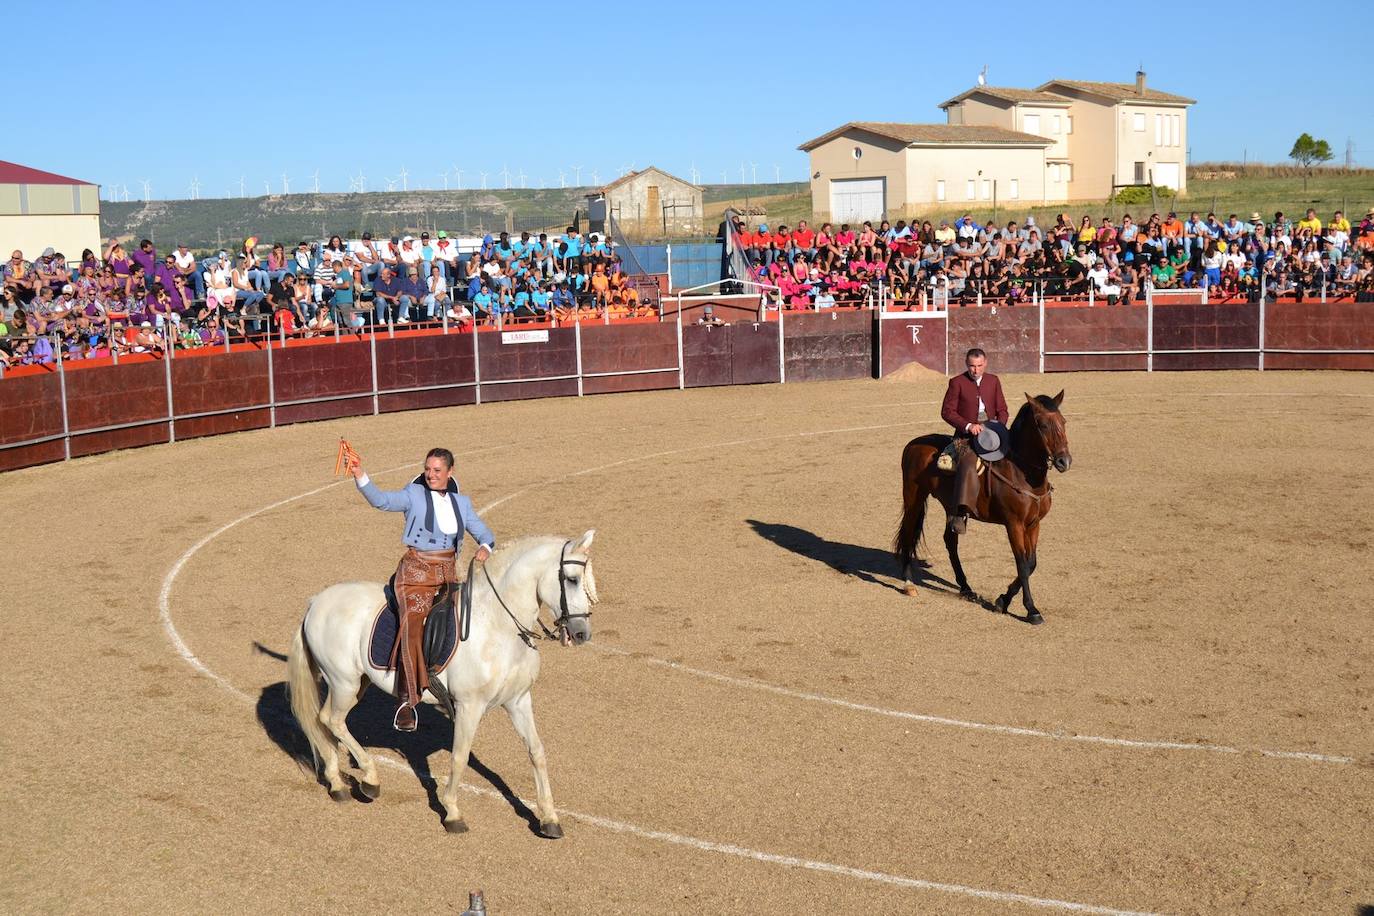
[287,531,598,836]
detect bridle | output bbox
[470,540,593,650]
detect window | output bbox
[1066,116,1073,134]
[1155,114,1164,146]
[935,179,946,202]
[965,179,975,200]
[981,179,991,200]
[1063,163,1073,182]
[1009,178,1020,199]
[1132,112,1146,132]
[1134,161,1145,183]
[1050,164,1061,183]
[1051,115,1061,135]
[1023,113,1041,135]
[1170,114,1180,147]
[852,146,863,160]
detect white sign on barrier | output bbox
[501,330,549,345]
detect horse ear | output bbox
[1052,389,1065,407]
[571,528,596,554]
[1025,392,1036,406]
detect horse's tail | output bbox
[893,440,931,569]
[287,616,331,774]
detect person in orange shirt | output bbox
[753,224,774,267]
[1161,211,1184,257]
[590,266,611,307]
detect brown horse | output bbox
[893,391,1071,624]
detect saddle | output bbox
[367,575,461,674]
[936,439,985,475]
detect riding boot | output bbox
[950,446,980,534]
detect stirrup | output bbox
[393,703,418,732]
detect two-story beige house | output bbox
[801,72,1194,220]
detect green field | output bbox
[704,167,1374,231]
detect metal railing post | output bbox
[266,329,277,428]
[778,302,785,384]
[1146,283,1155,372]
[472,326,482,405]
[369,328,379,415]
[574,319,584,397]
[1257,291,1266,372]
[164,340,176,443]
[676,303,685,390]
[56,345,71,460]
[1038,286,1046,374]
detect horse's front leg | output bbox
[505,691,562,839]
[996,523,1042,624]
[439,702,484,833]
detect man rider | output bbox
[940,348,1009,534]
[348,447,494,732]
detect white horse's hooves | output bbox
[328,788,350,803]
[444,818,470,834]
[538,821,564,839]
[359,781,381,800]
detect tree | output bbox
[1289,133,1333,190]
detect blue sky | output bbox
[14,0,1374,199]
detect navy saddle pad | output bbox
[367,577,460,672]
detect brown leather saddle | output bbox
[367,576,461,673]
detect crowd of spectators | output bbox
[733,205,1374,309]
[0,227,656,366]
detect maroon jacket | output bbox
[941,371,1009,433]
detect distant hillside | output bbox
[100,182,808,251]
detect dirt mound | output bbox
[882,360,948,383]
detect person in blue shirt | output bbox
[511,285,532,316]
[551,283,574,316]
[494,232,514,262]
[511,232,530,262]
[403,267,428,320]
[530,285,550,315]
[471,282,494,321]
[561,227,583,273]
[587,234,610,262]
[531,233,553,277]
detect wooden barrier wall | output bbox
[3,300,1370,472]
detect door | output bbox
[829,177,885,223]
[1153,162,1180,190]
[646,185,660,232]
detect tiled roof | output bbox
[939,86,1072,108]
[1038,80,1195,104]
[799,122,1053,151]
[0,160,92,186]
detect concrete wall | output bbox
[607,170,702,236]
[808,129,909,223]
[1114,104,1188,192]
[0,213,102,262]
[901,145,1048,210]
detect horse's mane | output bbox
[482,535,565,578]
[1010,395,1060,442]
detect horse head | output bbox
[1017,390,1072,473]
[541,529,598,646]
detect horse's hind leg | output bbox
[943,528,974,599]
[505,691,561,839]
[320,678,380,799]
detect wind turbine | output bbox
[750,162,758,184]
[590,169,600,186]
[239,175,246,198]
[558,169,566,188]
[500,164,510,189]
[121,183,131,202]
[140,178,152,201]
[398,165,409,191]
[281,172,292,194]
[451,165,464,190]
[739,162,746,183]
[772,164,780,183]
[570,165,582,186]
[311,169,320,193]
[517,168,527,189]
[189,176,201,200]
[348,175,360,193]
[479,171,488,190]
[264,180,272,196]
[689,161,700,185]
[438,171,449,191]
[384,177,397,192]
[721,170,727,184]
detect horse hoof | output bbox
[359,781,381,801]
[959,588,977,602]
[1027,612,1045,626]
[994,596,1010,614]
[902,584,919,597]
[444,818,470,834]
[329,788,350,803]
[538,821,564,840]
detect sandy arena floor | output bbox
[3,370,1372,915]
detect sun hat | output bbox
[437,230,447,239]
[971,421,1011,462]
[1250,212,1262,222]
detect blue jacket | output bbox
[358,474,495,552]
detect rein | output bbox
[986,462,1053,503]
[468,540,591,650]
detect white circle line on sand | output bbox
[155,427,1158,915]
